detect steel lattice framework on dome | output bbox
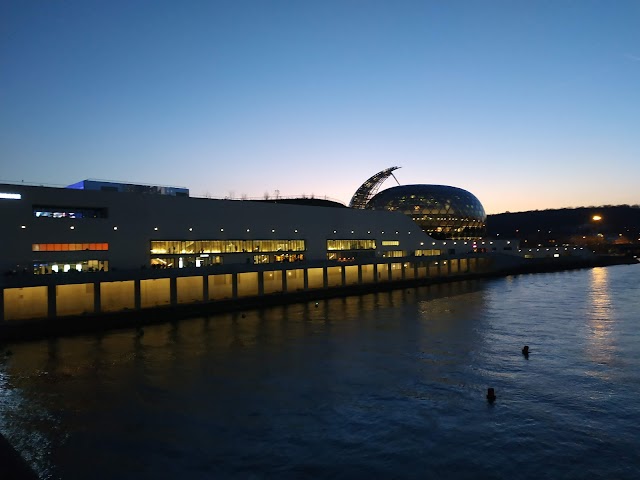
[349,166,401,209]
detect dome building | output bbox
[365,184,486,240]
[349,168,486,240]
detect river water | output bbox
[1,264,639,479]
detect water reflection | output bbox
[586,267,615,371]
[1,267,639,478]
[0,280,488,478]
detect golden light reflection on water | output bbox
[586,267,615,370]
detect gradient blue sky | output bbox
[2,1,639,213]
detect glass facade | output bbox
[150,240,305,255]
[33,243,109,251]
[150,240,306,267]
[326,240,376,251]
[415,249,442,256]
[326,239,376,262]
[33,205,108,218]
[381,240,400,246]
[382,250,407,258]
[366,185,486,240]
[150,256,222,269]
[33,259,109,274]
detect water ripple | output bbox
[1,265,639,479]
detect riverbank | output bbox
[495,253,638,275]
[0,254,636,344]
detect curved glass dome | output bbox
[366,184,487,240]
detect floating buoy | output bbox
[522,345,530,356]
[487,387,496,402]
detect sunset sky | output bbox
[2,0,639,214]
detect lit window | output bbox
[0,192,21,200]
[32,243,109,252]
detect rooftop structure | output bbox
[67,179,189,197]
[349,166,401,209]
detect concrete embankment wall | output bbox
[1,254,635,342]
[1,256,493,341]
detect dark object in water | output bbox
[487,387,496,402]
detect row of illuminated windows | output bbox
[382,250,407,258]
[150,240,306,255]
[254,253,306,264]
[151,256,222,269]
[33,205,108,219]
[33,243,109,252]
[381,240,400,246]
[326,239,376,251]
[330,249,442,260]
[33,260,109,274]
[149,253,306,268]
[415,249,442,256]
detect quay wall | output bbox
[1,254,635,342]
[1,255,495,340]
